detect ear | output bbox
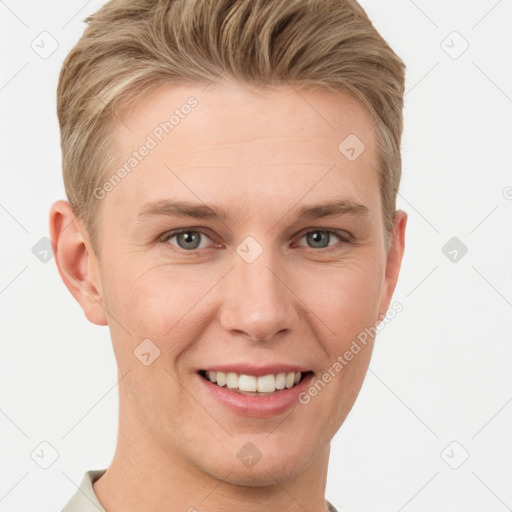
[377,209,407,322]
[49,200,108,326]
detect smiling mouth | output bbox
[198,369,313,396]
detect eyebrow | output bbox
[137,198,369,223]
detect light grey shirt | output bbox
[61,468,340,511]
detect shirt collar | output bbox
[61,469,107,512]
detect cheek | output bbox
[103,262,221,357]
[301,255,385,341]
[311,257,383,421]
[298,262,382,436]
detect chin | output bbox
[203,442,312,487]
[216,461,305,488]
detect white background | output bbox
[1,1,511,511]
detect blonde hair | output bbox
[57,0,406,252]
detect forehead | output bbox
[105,80,380,222]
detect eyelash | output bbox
[159,228,352,253]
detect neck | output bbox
[94,385,332,512]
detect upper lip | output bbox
[199,364,312,377]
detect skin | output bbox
[50,80,407,512]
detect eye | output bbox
[295,229,348,250]
[161,229,213,251]
[159,228,351,253]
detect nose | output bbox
[218,243,299,343]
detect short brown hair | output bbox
[57,0,406,251]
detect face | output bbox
[57,80,406,486]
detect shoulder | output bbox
[60,469,107,512]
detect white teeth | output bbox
[215,371,226,387]
[275,372,286,389]
[204,370,304,393]
[257,374,275,392]
[239,374,257,392]
[226,372,238,389]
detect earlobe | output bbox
[49,200,108,326]
[377,210,407,323]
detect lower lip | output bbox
[196,372,314,418]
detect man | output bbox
[51,0,407,510]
